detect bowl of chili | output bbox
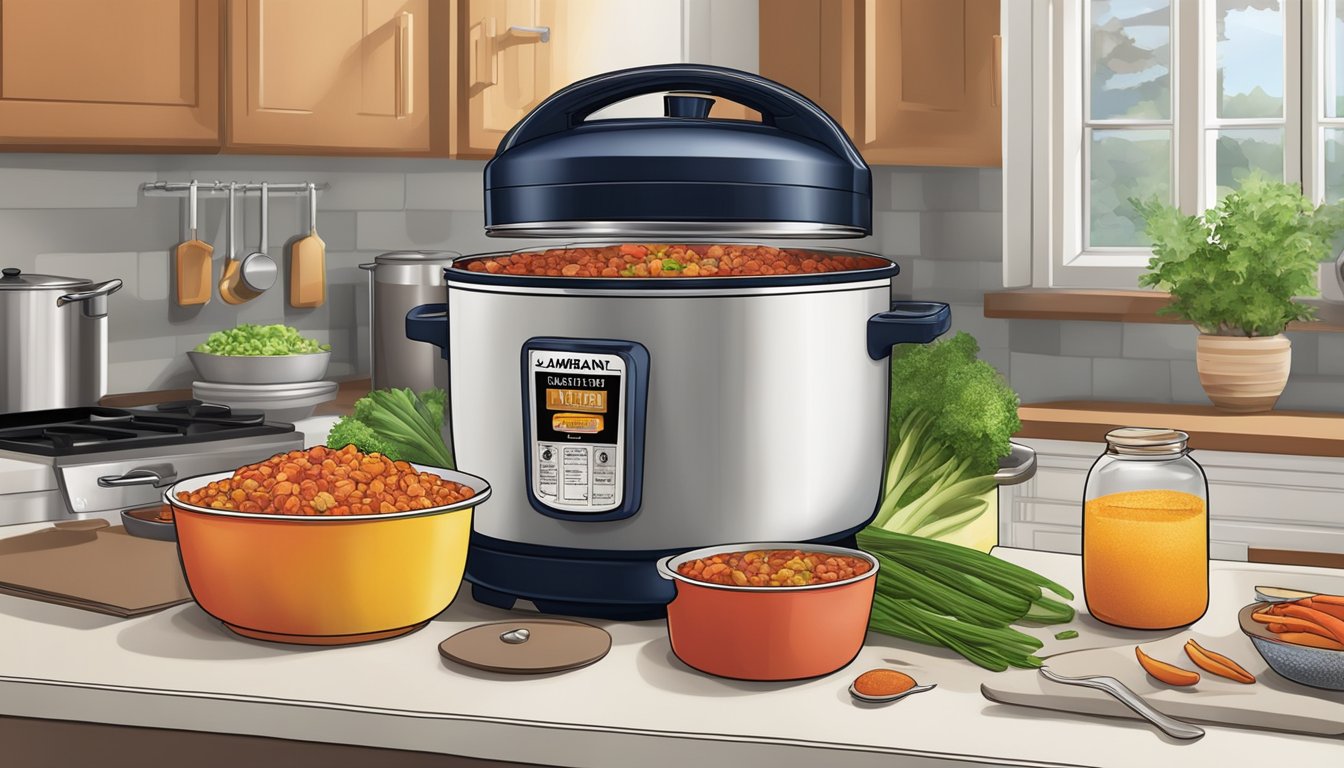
[163,445,491,645]
[656,542,879,681]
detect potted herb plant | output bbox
[1134,173,1344,412]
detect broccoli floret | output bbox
[873,332,1021,539]
[325,415,395,456]
[889,332,1019,476]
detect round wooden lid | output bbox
[438,619,612,674]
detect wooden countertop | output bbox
[984,289,1344,332]
[1018,401,1344,458]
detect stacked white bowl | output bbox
[188,350,338,423]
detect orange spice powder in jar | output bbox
[1082,428,1209,631]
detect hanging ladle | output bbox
[219,182,277,304]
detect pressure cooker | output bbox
[0,267,122,413]
[406,65,950,619]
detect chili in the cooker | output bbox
[677,549,872,587]
[458,244,888,278]
[176,444,474,516]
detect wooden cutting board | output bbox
[0,520,191,617]
[981,630,1344,737]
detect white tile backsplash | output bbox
[1091,357,1172,402]
[0,168,153,208]
[1010,352,1093,402]
[1121,323,1198,359]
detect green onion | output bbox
[857,527,1075,671]
[1055,630,1079,640]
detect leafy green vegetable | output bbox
[1132,172,1344,337]
[195,324,330,356]
[326,388,453,468]
[872,332,1020,539]
[858,526,1074,671]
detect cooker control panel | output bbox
[521,338,649,521]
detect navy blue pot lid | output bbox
[483,65,872,239]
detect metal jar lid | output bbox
[0,267,91,290]
[1104,427,1190,456]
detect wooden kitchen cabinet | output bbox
[0,0,222,149]
[455,0,697,158]
[760,0,1001,167]
[458,0,552,157]
[759,0,859,145]
[226,0,443,153]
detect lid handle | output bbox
[497,64,865,169]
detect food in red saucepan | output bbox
[458,244,889,278]
[676,549,872,587]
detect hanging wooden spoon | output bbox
[290,182,326,308]
[175,180,213,305]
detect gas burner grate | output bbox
[0,401,292,457]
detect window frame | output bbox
[1005,0,1316,290]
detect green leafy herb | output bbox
[871,332,1020,539]
[1132,172,1344,337]
[326,388,453,468]
[195,324,330,356]
[661,258,683,272]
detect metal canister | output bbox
[359,251,460,395]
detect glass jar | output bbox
[1082,427,1209,630]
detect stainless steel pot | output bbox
[359,251,460,394]
[406,246,950,618]
[0,267,122,413]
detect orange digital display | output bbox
[552,413,604,434]
[546,388,607,413]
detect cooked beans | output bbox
[458,244,888,278]
[677,549,872,587]
[175,444,475,516]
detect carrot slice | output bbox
[1136,646,1200,686]
[1277,604,1344,645]
[1252,612,1337,640]
[1310,594,1344,606]
[1276,632,1344,650]
[1302,598,1344,623]
[1183,640,1255,684]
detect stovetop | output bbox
[0,401,295,457]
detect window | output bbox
[1004,0,1340,289]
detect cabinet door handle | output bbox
[506,25,550,43]
[992,34,1002,108]
[398,11,414,117]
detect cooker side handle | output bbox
[866,301,951,360]
[406,303,449,359]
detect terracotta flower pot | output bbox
[1195,334,1291,413]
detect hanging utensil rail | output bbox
[142,180,329,196]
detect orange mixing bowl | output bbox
[656,542,878,680]
[164,463,491,645]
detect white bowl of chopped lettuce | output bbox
[188,324,332,384]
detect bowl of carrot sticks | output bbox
[1239,593,1344,691]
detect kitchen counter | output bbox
[1,504,1342,768]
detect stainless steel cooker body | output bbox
[428,259,944,552]
[360,252,459,394]
[0,268,122,413]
